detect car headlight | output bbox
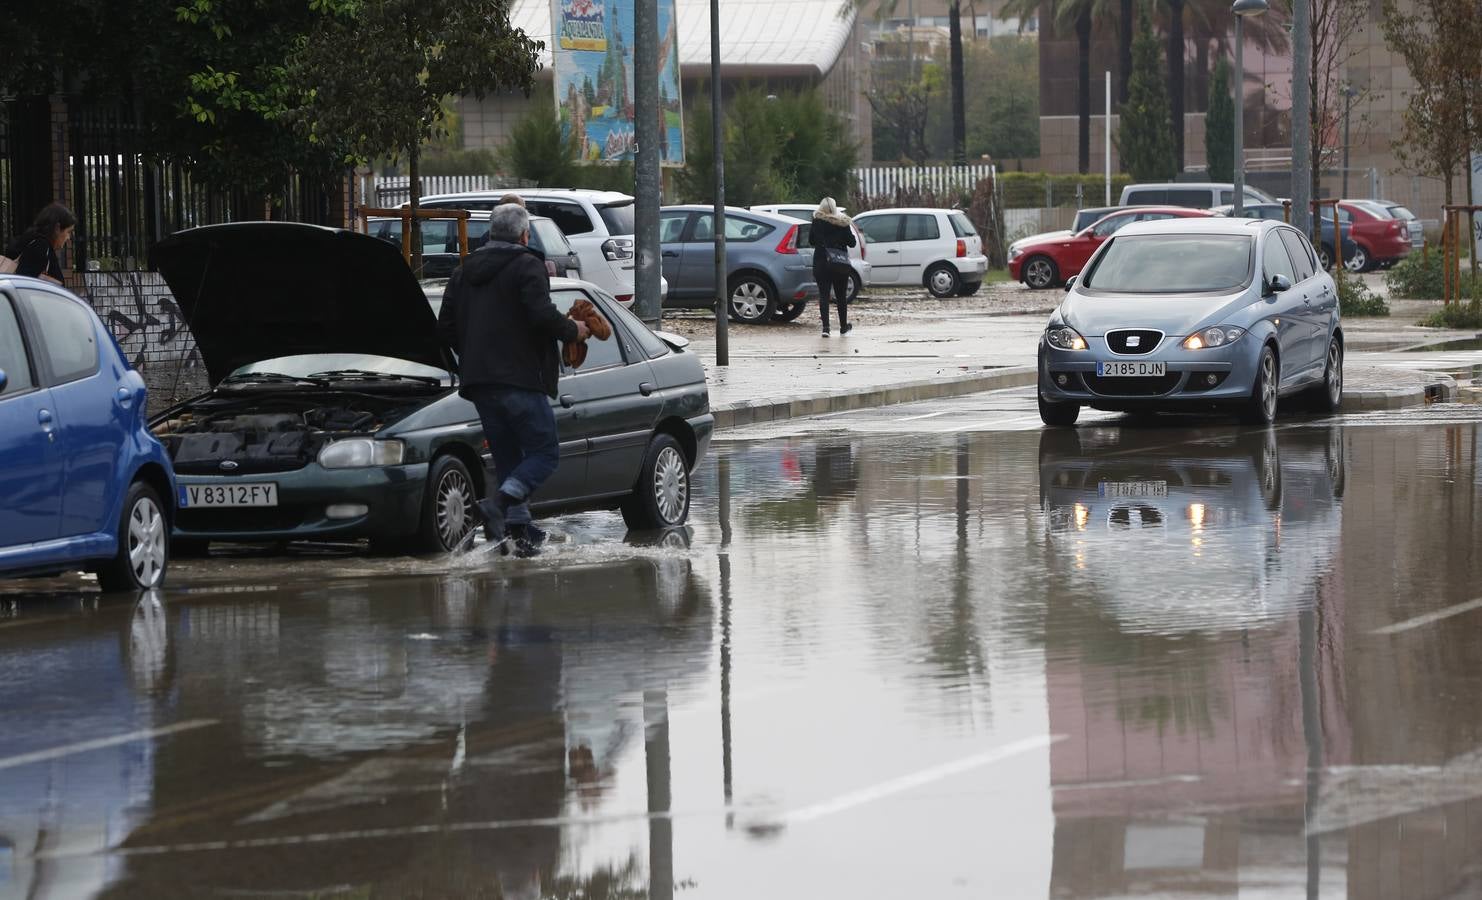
[318,439,406,469]
[1182,326,1247,350]
[1046,326,1088,351]
[1009,246,1024,261]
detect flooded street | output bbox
[4,403,1482,898]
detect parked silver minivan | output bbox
[1120,182,1277,209]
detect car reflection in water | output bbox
[1038,424,1351,897]
[0,553,712,899]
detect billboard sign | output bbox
[551,0,684,166]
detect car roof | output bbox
[369,212,548,223]
[1124,182,1234,190]
[420,189,633,204]
[854,207,962,216]
[661,205,798,225]
[1114,217,1279,238]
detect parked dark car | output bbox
[370,213,582,280]
[149,223,712,554]
[0,276,178,590]
[1213,202,1359,271]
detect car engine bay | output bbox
[152,394,430,475]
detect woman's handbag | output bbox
[824,246,853,276]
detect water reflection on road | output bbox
[2,416,1482,898]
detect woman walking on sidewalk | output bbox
[811,197,856,337]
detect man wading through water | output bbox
[438,203,591,557]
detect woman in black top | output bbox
[811,197,857,337]
[5,203,76,285]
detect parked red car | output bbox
[1009,207,1215,289]
[1337,200,1412,272]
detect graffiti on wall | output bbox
[84,271,202,371]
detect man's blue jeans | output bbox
[464,385,560,526]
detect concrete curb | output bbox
[1341,373,1456,411]
[712,366,1038,430]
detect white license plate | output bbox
[184,483,279,508]
[1099,480,1169,498]
[1098,361,1166,377]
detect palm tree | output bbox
[1003,0,1105,174]
[847,0,969,165]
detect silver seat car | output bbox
[1037,218,1343,426]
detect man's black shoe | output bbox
[509,524,545,558]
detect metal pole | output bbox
[1290,0,1312,235]
[1233,15,1245,216]
[711,0,729,364]
[634,0,663,325]
[1104,70,1111,206]
[1341,90,1351,197]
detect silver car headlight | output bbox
[1182,326,1247,350]
[1009,245,1024,261]
[318,439,406,469]
[1046,326,1088,351]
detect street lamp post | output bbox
[1230,0,1268,218]
[1340,82,1358,197]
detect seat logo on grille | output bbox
[1126,336,1141,348]
[219,460,240,472]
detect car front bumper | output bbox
[173,463,429,543]
[1038,335,1263,408]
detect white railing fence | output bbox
[371,174,534,207]
[852,164,998,204]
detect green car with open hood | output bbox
[150,222,713,553]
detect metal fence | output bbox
[373,174,534,207]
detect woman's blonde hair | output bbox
[816,197,840,218]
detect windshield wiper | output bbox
[220,372,327,386]
[306,369,443,386]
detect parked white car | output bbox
[851,208,987,297]
[418,189,642,302]
[749,204,872,301]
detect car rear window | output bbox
[529,200,595,236]
[949,213,978,237]
[599,202,636,236]
[22,289,99,383]
[1125,189,1167,205]
[856,214,901,243]
[1165,189,1213,207]
[1081,235,1254,294]
[903,214,940,241]
[1388,206,1417,220]
[0,294,35,395]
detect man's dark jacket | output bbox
[437,241,578,399]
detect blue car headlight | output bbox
[1182,326,1247,350]
[318,439,405,469]
[1046,326,1088,351]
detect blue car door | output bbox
[1260,233,1311,382]
[658,211,692,301]
[18,288,114,539]
[0,290,64,547]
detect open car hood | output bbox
[152,222,452,386]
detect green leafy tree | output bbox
[502,103,580,187]
[868,64,942,168]
[290,0,541,268]
[1204,57,1234,182]
[1117,9,1176,182]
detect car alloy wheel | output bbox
[1324,339,1343,409]
[927,264,960,298]
[1344,246,1368,272]
[1259,350,1278,422]
[730,280,772,322]
[652,446,689,525]
[1024,256,1057,290]
[435,465,476,550]
[1318,245,1332,270]
[127,496,167,589]
[847,272,862,302]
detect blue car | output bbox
[1038,217,1343,427]
[0,275,177,590]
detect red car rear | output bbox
[1009,207,1215,289]
[1337,200,1412,272]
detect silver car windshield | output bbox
[1082,235,1254,294]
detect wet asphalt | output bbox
[4,396,1482,899]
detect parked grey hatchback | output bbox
[1038,217,1343,427]
[658,205,819,324]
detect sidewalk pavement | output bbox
[680,280,1474,429]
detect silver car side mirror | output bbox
[1064,275,1078,293]
[1267,273,1293,295]
[0,369,7,393]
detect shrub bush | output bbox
[997,172,1136,209]
[1337,272,1390,317]
[1385,252,1478,301]
[1422,303,1482,329]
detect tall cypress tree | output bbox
[1205,58,1235,183]
[1117,8,1176,182]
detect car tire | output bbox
[1023,255,1059,290]
[1241,345,1280,426]
[1038,392,1080,427]
[1318,243,1334,270]
[414,454,479,554]
[847,271,863,302]
[621,434,691,530]
[728,274,777,324]
[1344,245,1370,273]
[955,281,983,297]
[97,482,169,592]
[773,299,808,322]
[925,264,961,298]
[1310,336,1344,413]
